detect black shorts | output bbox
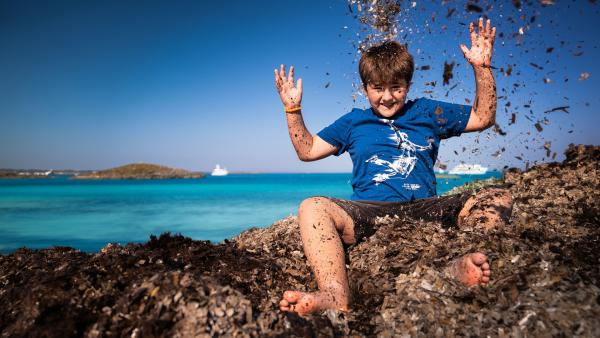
[326,191,475,243]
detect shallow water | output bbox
[0,172,500,253]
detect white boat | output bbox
[448,163,488,175]
[211,164,229,176]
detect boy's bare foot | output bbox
[449,252,491,287]
[279,290,348,316]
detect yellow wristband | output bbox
[285,106,302,114]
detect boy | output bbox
[274,18,512,315]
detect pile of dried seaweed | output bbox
[1,144,598,337]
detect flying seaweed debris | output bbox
[344,0,591,165]
[530,63,544,70]
[442,61,455,85]
[534,122,544,132]
[466,2,483,13]
[543,141,552,157]
[544,106,570,114]
[579,72,590,81]
[348,0,402,50]
[493,124,508,136]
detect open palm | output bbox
[460,18,496,67]
[275,64,302,109]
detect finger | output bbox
[280,64,286,82]
[460,44,470,57]
[297,77,303,94]
[490,26,497,44]
[478,17,484,35]
[485,19,491,37]
[470,22,476,46]
[278,65,285,84]
[289,65,295,84]
[274,69,281,88]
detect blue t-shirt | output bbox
[317,98,471,201]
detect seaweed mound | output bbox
[1,145,599,337]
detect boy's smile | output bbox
[365,82,409,118]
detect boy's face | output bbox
[365,80,409,118]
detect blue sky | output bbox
[1,0,599,172]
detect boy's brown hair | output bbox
[359,41,414,88]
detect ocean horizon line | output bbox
[0,170,506,176]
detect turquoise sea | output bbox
[0,173,500,254]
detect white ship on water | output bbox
[211,164,229,176]
[448,163,488,175]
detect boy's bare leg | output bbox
[449,188,513,287]
[279,197,356,316]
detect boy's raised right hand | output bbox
[275,64,302,110]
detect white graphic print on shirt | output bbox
[365,119,432,185]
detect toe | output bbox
[481,262,490,270]
[280,298,291,311]
[283,290,301,303]
[481,276,490,283]
[483,269,491,277]
[471,253,487,265]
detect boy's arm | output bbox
[275,65,338,161]
[285,113,339,161]
[460,18,497,133]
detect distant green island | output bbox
[75,163,205,179]
[0,164,205,179]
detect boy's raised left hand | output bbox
[460,18,496,67]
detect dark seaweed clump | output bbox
[1,144,599,337]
